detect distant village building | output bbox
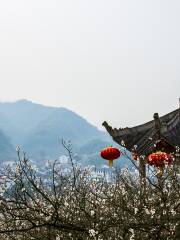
[89,166,114,182]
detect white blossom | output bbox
[89,229,97,237]
[90,210,95,216]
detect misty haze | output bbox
[0,1,179,239]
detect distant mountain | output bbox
[0,100,111,163]
[0,99,56,145]
[78,139,115,155]
[23,107,109,159]
[0,129,15,162]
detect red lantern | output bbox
[147,151,172,168]
[100,146,121,167]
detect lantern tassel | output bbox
[109,160,113,168]
[158,166,164,177]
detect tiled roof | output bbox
[102,108,180,155]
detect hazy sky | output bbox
[0,0,179,129]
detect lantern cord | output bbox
[109,160,113,168]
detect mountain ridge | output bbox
[0,99,112,164]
